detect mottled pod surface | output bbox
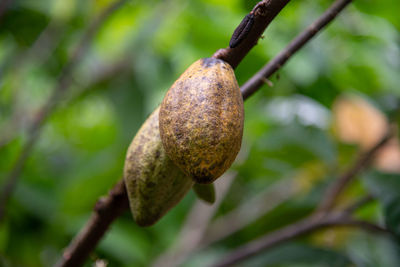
[124,107,194,227]
[159,58,244,184]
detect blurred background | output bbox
[0,0,400,266]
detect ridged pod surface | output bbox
[159,58,244,184]
[124,107,194,226]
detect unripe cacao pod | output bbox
[159,58,244,184]
[124,107,194,227]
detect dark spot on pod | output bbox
[229,13,254,48]
[174,126,184,140]
[147,181,157,188]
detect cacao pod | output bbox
[159,58,244,184]
[124,107,194,226]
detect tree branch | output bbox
[0,0,129,223]
[213,0,291,69]
[241,0,353,99]
[210,212,388,267]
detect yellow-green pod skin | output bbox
[159,58,244,184]
[124,107,194,227]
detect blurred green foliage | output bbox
[0,0,400,266]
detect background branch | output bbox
[210,212,388,267]
[0,0,129,222]
[241,0,353,99]
[210,130,392,267]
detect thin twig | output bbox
[213,0,291,69]
[318,130,392,212]
[210,212,388,267]
[241,0,353,100]
[0,0,129,222]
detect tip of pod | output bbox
[134,214,160,227]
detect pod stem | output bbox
[213,0,291,69]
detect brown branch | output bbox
[318,130,392,212]
[0,0,128,222]
[241,0,353,100]
[56,180,129,267]
[58,0,360,265]
[210,212,389,267]
[213,0,291,69]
